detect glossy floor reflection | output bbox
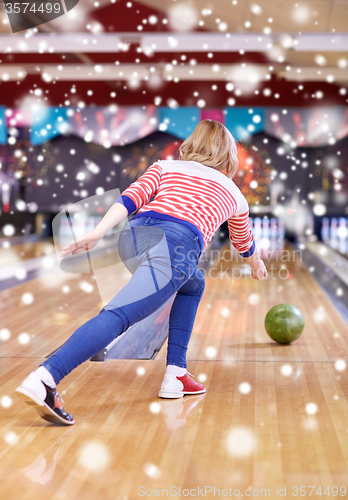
[1,242,348,499]
[1,358,348,500]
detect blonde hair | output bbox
[178,119,239,178]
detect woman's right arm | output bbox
[61,163,162,258]
[60,202,128,257]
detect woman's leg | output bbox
[158,269,206,399]
[166,269,206,369]
[41,229,197,385]
[41,310,127,385]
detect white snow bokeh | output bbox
[18,333,30,345]
[198,373,207,383]
[79,281,94,293]
[280,364,293,376]
[220,307,232,318]
[292,4,311,24]
[42,256,55,269]
[238,382,252,394]
[136,366,146,376]
[168,4,198,31]
[1,396,12,408]
[4,431,19,446]
[226,426,256,457]
[205,346,217,359]
[248,294,260,306]
[15,268,27,280]
[313,204,327,216]
[305,403,318,415]
[303,416,318,431]
[313,307,326,324]
[250,4,262,15]
[334,360,346,372]
[0,329,11,341]
[2,225,15,237]
[21,293,34,305]
[149,402,161,414]
[144,462,161,479]
[78,441,109,472]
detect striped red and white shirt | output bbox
[116,160,255,256]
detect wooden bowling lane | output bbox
[1,357,348,500]
[2,239,346,364]
[157,243,348,363]
[0,253,130,359]
[0,239,56,267]
[1,241,348,499]
[0,269,103,358]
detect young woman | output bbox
[16,119,267,425]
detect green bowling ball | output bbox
[265,304,305,344]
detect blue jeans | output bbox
[42,217,206,385]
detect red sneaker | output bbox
[158,372,206,399]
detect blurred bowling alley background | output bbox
[1,2,348,498]
[0,106,347,256]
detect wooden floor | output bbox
[1,240,348,500]
[0,239,56,267]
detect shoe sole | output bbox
[158,389,206,399]
[15,387,75,426]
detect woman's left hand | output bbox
[60,229,101,258]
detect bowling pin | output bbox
[321,217,330,244]
[338,217,347,255]
[270,218,278,259]
[278,218,285,239]
[330,217,338,250]
[259,217,269,259]
[262,217,270,239]
[277,218,285,253]
[253,217,262,243]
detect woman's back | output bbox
[117,159,254,255]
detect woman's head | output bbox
[178,119,239,178]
